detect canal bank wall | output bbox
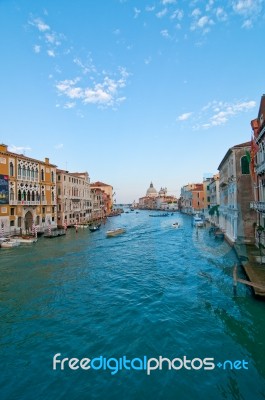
[233,240,265,298]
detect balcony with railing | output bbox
[250,201,265,212]
[256,124,265,143]
[256,160,265,175]
[16,200,41,206]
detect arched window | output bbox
[22,190,26,201]
[18,190,22,201]
[27,191,30,201]
[18,165,22,177]
[41,169,44,181]
[10,162,14,176]
[51,171,54,183]
[31,169,34,180]
[35,168,38,180]
[52,192,55,201]
[27,167,30,179]
[32,191,35,201]
[42,191,45,201]
[241,155,250,175]
[22,166,26,178]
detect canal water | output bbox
[0,211,265,400]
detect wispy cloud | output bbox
[56,68,129,108]
[192,99,256,129]
[33,45,41,53]
[134,7,141,18]
[54,143,64,149]
[28,16,64,58]
[160,29,170,38]
[28,15,130,111]
[177,112,193,121]
[29,17,50,32]
[156,8,168,18]
[47,49,55,57]
[8,145,32,154]
[161,0,176,4]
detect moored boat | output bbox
[1,239,20,248]
[89,225,100,232]
[106,228,125,237]
[193,215,204,227]
[12,236,37,244]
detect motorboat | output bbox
[193,215,204,227]
[106,228,125,237]
[1,238,20,248]
[89,225,100,232]
[172,222,180,228]
[12,236,37,244]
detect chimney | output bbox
[0,144,8,153]
[45,157,49,164]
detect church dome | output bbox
[146,182,157,197]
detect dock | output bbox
[233,243,265,297]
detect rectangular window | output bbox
[10,207,15,216]
[42,207,45,214]
[10,220,15,227]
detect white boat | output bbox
[1,239,20,248]
[193,215,204,227]
[12,236,37,244]
[172,222,180,228]
[106,228,126,237]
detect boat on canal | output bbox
[1,238,20,248]
[193,214,204,227]
[12,236,37,244]
[149,213,169,217]
[172,222,180,228]
[89,224,100,232]
[106,228,125,237]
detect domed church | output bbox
[146,182,158,198]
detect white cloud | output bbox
[56,68,129,108]
[8,145,32,154]
[156,8,168,18]
[194,99,256,129]
[33,45,41,53]
[29,17,50,32]
[177,112,193,121]
[47,49,55,57]
[161,0,176,4]
[146,5,155,12]
[242,19,253,28]
[216,7,228,21]
[170,9,184,20]
[191,8,201,18]
[191,15,214,31]
[54,143,64,149]
[64,102,76,109]
[232,0,262,16]
[160,29,170,38]
[134,7,141,18]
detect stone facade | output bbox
[0,144,57,235]
[56,170,91,227]
[218,142,255,244]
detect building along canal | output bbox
[0,211,265,399]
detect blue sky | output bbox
[0,0,264,203]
